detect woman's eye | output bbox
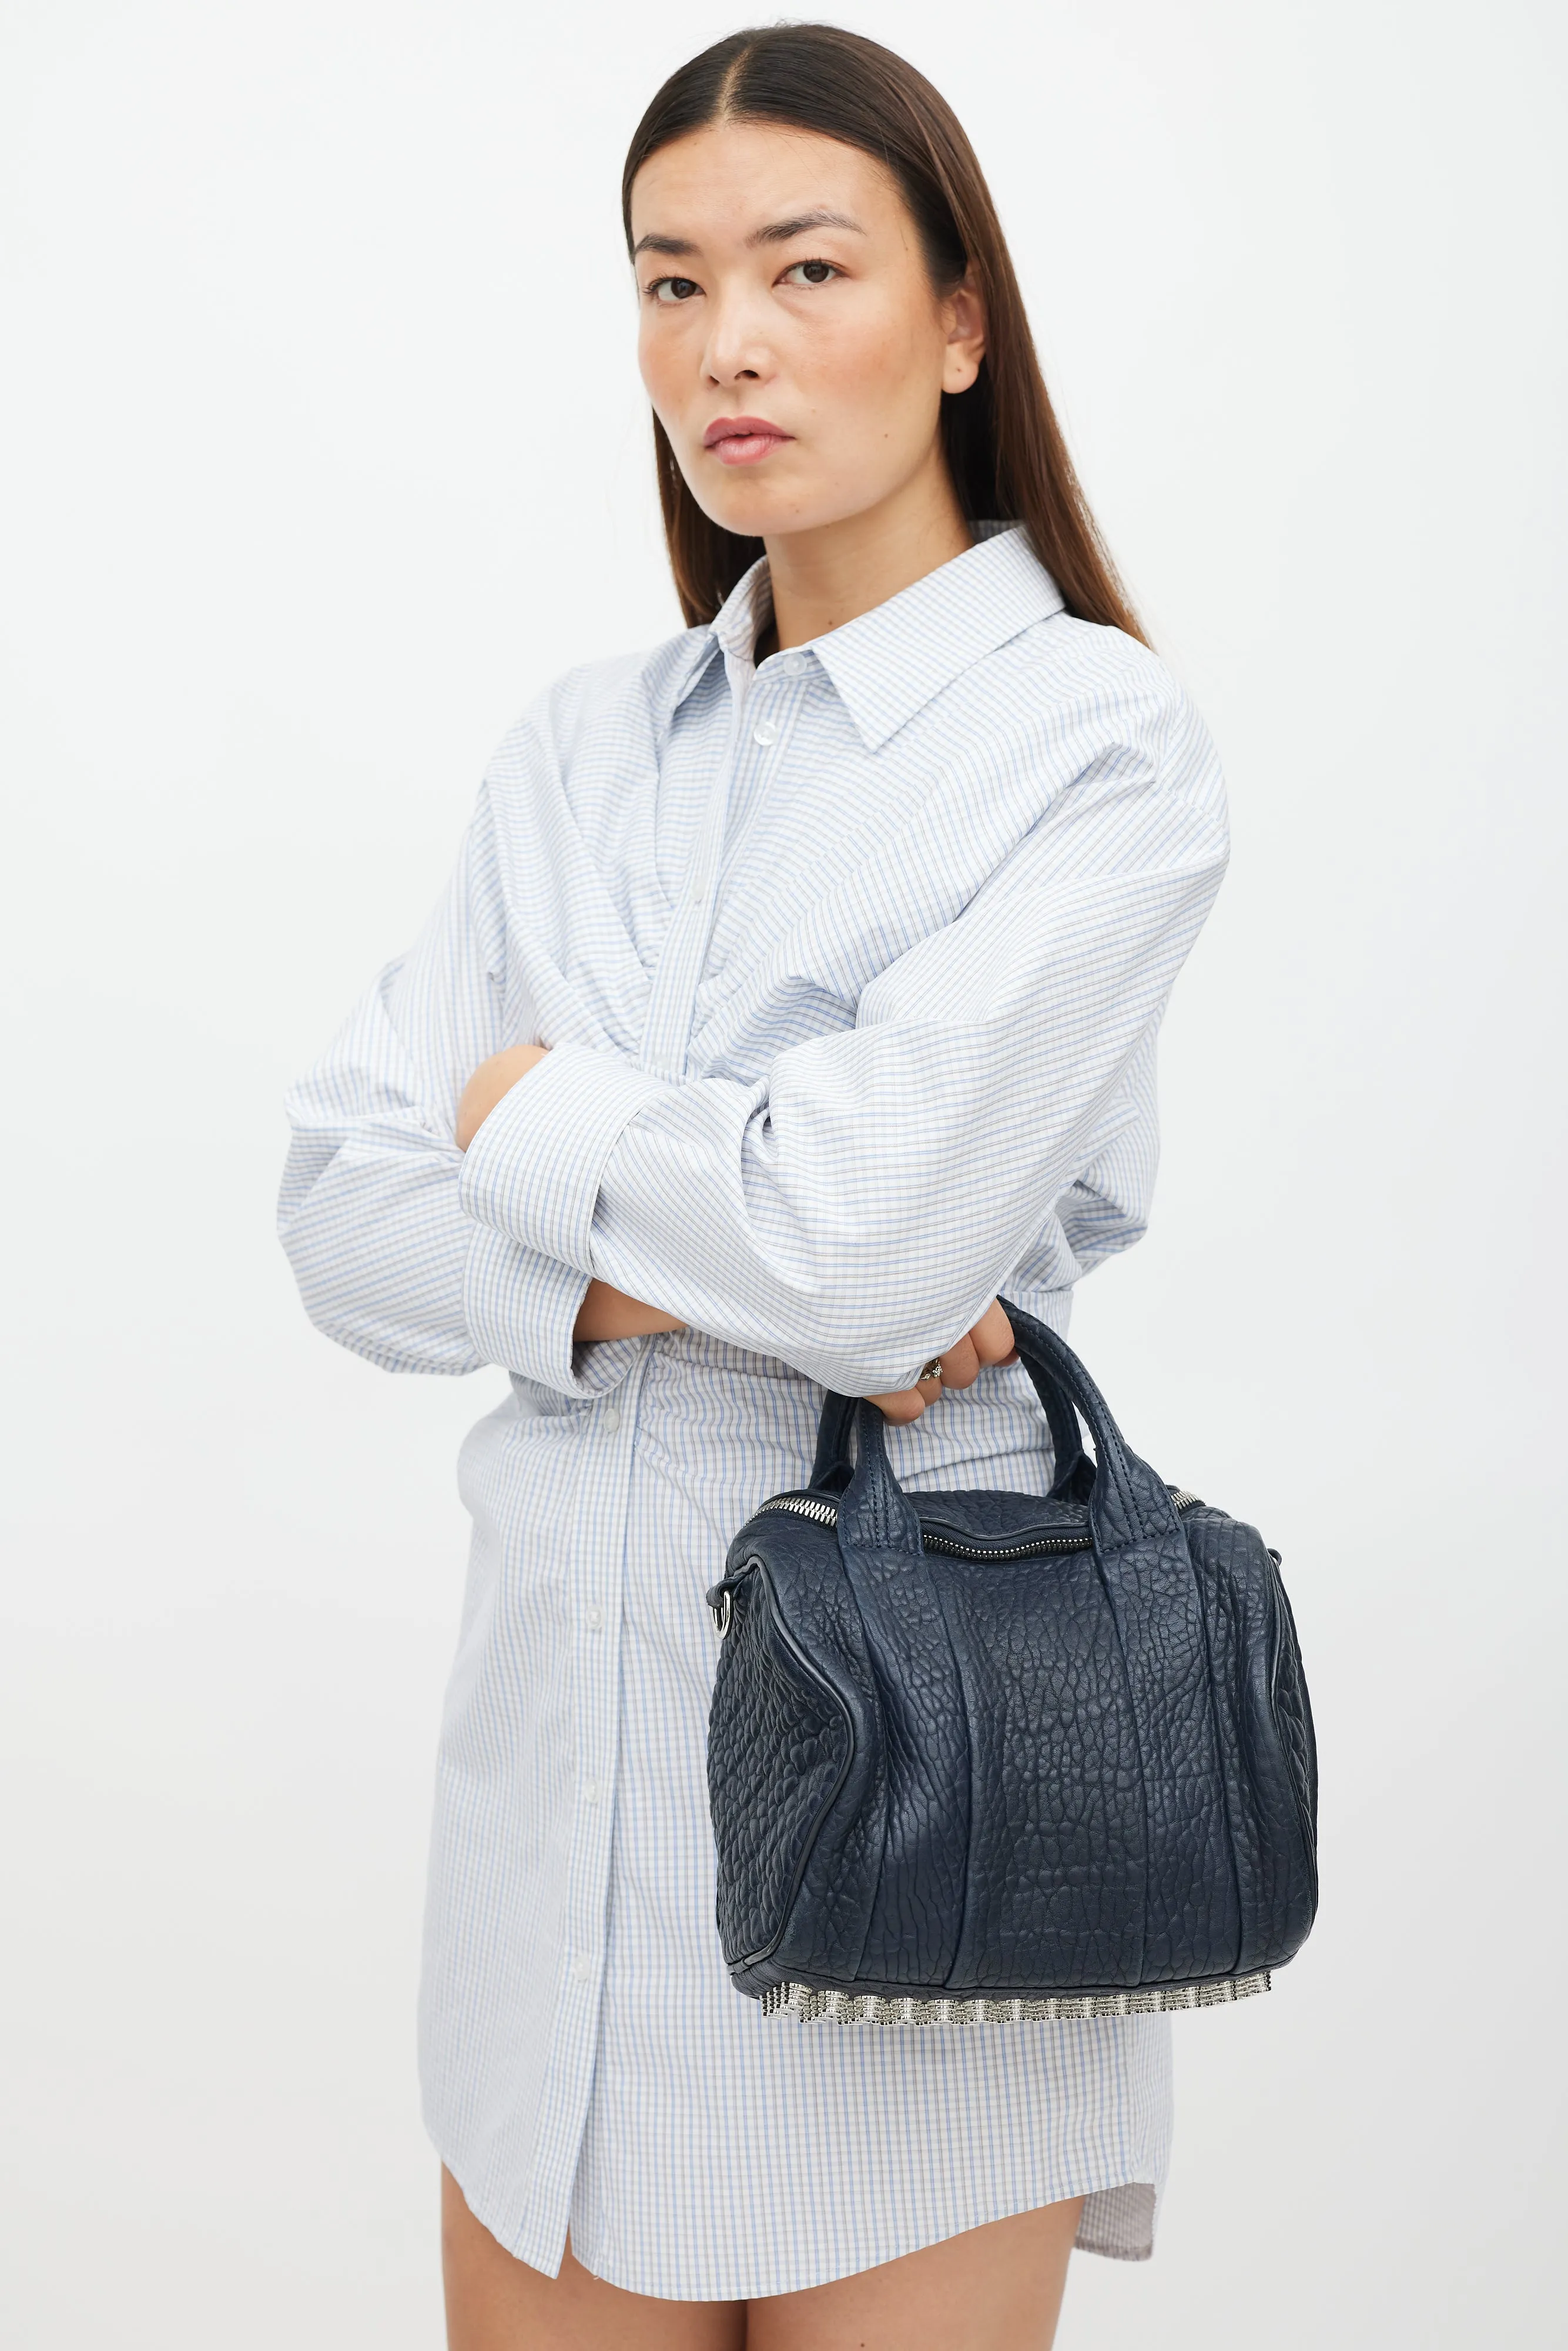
[649,276,701,304]
[781,259,840,288]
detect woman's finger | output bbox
[969,1299,1017,1366]
[867,1373,943,1423]
[936,1332,981,1389]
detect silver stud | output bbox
[758,1971,1272,2025]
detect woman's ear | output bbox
[942,274,987,396]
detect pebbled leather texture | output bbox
[706,1565,855,1970]
[706,1303,1319,2005]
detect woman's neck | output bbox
[761,443,974,652]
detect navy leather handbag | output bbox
[705,1302,1317,2023]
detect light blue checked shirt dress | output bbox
[279,525,1229,2299]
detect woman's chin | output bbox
[695,488,882,547]
[692,488,792,541]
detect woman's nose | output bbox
[701,292,774,387]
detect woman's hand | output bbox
[455,1043,550,1150]
[869,1298,1017,1424]
[567,1293,1017,1395]
[574,1280,686,1341]
[571,1290,1016,1402]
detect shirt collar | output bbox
[709,554,776,671]
[654,557,773,724]
[812,526,1063,747]
[691,524,1064,749]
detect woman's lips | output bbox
[702,416,793,467]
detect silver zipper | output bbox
[755,1492,840,1528]
[752,1486,1205,1563]
[920,1527,1090,1560]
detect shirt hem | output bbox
[430,2116,1160,2300]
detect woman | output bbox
[280,24,1228,2348]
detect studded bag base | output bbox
[704,1302,1318,2021]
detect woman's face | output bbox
[631,121,985,545]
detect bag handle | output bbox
[808,1308,1093,1503]
[830,1301,1180,1562]
[1009,1332,1095,1505]
[998,1298,1181,1553]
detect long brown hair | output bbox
[621,23,1145,642]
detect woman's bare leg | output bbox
[442,2167,746,2351]
[745,2197,1085,2351]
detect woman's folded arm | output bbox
[277,795,629,1396]
[461,727,1229,1396]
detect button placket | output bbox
[557,1343,645,2049]
[705,670,805,911]
[641,683,746,1073]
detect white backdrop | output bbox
[3,4,1564,2344]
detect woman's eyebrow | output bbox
[748,209,866,246]
[632,210,866,263]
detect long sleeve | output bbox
[277,789,632,1396]
[460,679,1228,1396]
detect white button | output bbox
[602,1405,620,1432]
[571,1955,592,1983]
[584,1603,604,1630]
[582,1780,601,1804]
[753,719,779,746]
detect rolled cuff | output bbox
[458,1043,669,1267]
[463,1226,638,1398]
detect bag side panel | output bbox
[1267,1566,1319,1948]
[1187,1512,1318,1971]
[706,1565,855,1970]
[765,1538,887,1985]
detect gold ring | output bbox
[918,1357,944,1383]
